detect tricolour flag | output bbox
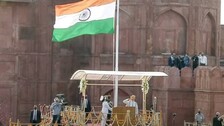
[52,0,116,42]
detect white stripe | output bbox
[54,2,115,28]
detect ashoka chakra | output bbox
[79,9,91,21]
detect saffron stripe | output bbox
[55,0,115,16]
[54,2,115,28]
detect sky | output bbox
[221,0,224,24]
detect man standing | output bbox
[198,52,207,66]
[106,95,113,125]
[50,97,62,124]
[84,95,91,116]
[123,95,138,115]
[30,105,41,125]
[168,53,177,67]
[213,112,223,126]
[195,109,204,126]
[192,54,199,70]
[183,53,190,67]
[101,96,112,126]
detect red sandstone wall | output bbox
[152,66,195,126]
[152,66,224,126]
[0,1,82,125]
[220,25,224,64]
[0,2,36,125]
[194,66,224,123]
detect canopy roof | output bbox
[70,70,168,81]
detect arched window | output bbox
[201,13,216,56]
[152,10,187,55]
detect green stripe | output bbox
[52,18,114,42]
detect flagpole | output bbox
[114,0,120,107]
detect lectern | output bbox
[112,106,136,126]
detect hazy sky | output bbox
[221,0,224,24]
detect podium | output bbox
[112,106,136,126]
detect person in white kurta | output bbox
[198,52,207,66]
[101,97,112,126]
[123,95,139,115]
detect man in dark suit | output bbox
[213,112,223,126]
[168,53,177,67]
[30,105,41,125]
[192,54,199,70]
[81,95,91,124]
[84,95,92,117]
[106,95,113,125]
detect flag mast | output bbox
[114,0,120,107]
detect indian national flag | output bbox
[52,0,116,42]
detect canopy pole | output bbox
[141,76,151,115]
[114,0,120,107]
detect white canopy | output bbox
[70,70,168,81]
[70,70,168,109]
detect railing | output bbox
[9,105,162,126]
[184,121,212,126]
[9,118,48,126]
